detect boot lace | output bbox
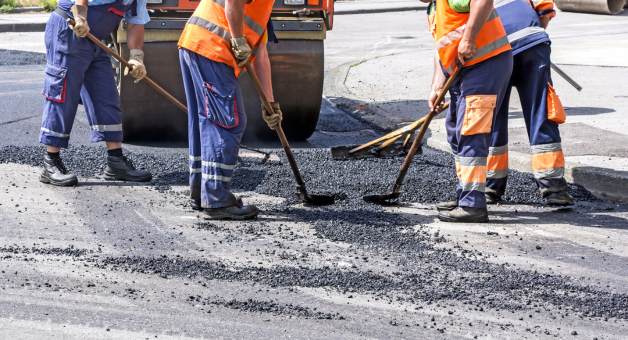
[54,158,70,174]
[122,156,137,170]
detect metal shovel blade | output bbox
[297,192,335,206]
[362,192,401,204]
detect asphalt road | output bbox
[1,8,628,340]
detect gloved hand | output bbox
[262,102,282,130]
[231,36,252,67]
[68,4,90,38]
[124,49,147,83]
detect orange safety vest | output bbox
[178,0,274,77]
[429,0,511,75]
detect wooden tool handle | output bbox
[244,61,306,187]
[392,63,463,192]
[68,18,188,114]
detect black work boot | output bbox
[438,206,489,223]
[104,155,152,182]
[545,191,575,206]
[40,155,78,186]
[190,196,243,211]
[436,200,458,212]
[485,192,502,205]
[203,204,259,220]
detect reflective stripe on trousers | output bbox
[486,145,509,179]
[531,142,565,179]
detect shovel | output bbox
[244,61,334,206]
[363,62,463,204]
[330,101,449,160]
[65,17,188,113]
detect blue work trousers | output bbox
[488,43,567,196]
[445,51,513,208]
[179,48,247,209]
[39,4,128,148]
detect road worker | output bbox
[481,0,574,206]
[423,0,513,222]
[39,0,152,186]
[178,0,280,220]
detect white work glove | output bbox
[230,36,252,67]
[68,4,90,38]
[262,102,282,130]
[124,49,147,83]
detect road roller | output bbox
[111,0,334,142]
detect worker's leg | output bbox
[81,47,123,144]
[81,46,152,182]
[39,12,91,186]
[39,12,90,149]
[180,48,203,208]
[485,77,514,201]
[180,48,257,219]
[514,43,573,205]
[439,51,513,222]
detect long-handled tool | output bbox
[66,17,188,113]
[330,101,450,160]
[244,61,334,206]
[363,62,463,204]
[550,62,582,92]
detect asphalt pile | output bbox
[0,144,596,204]
[198,297,345,320]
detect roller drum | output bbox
[119,40,325,142]
[554,0,626,15]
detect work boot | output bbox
[436,200,458,212]
[438,206,489,223]
[203,204,259,220]
[40,155,78,186]
[190,196,243,211]
[545,191,575,206]
[104,155,152,182]
[485,192,502,205]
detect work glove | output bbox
[68,4,90,38]
[262,102,282,130]
[124,49,147,83]
[231,36,252,67]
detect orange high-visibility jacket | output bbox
[431,0,511,75]
[178,0,274,77]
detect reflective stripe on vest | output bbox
[178,0,273,77]
[435,0,511,75]
[487,145,509,179]
[507,26,545,44]
[530,143,565,179]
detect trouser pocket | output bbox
[204,82,238,129]
[547,83,566,124]
[42,63,68,103]
[462,95,496,136]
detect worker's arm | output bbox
[251,43,274,102]
[428,52,447,113]
[253,43,283,130]
[225,0,247,38]
[226,0,252,66]
[458,0,494,63]
[124,23,147,82]
[126,24,144,51]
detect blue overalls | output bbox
[444,51,513,208]
[179,48,247,209]
[488,0,567,197]
[39,0,136,148]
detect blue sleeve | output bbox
[124,0,150,25]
